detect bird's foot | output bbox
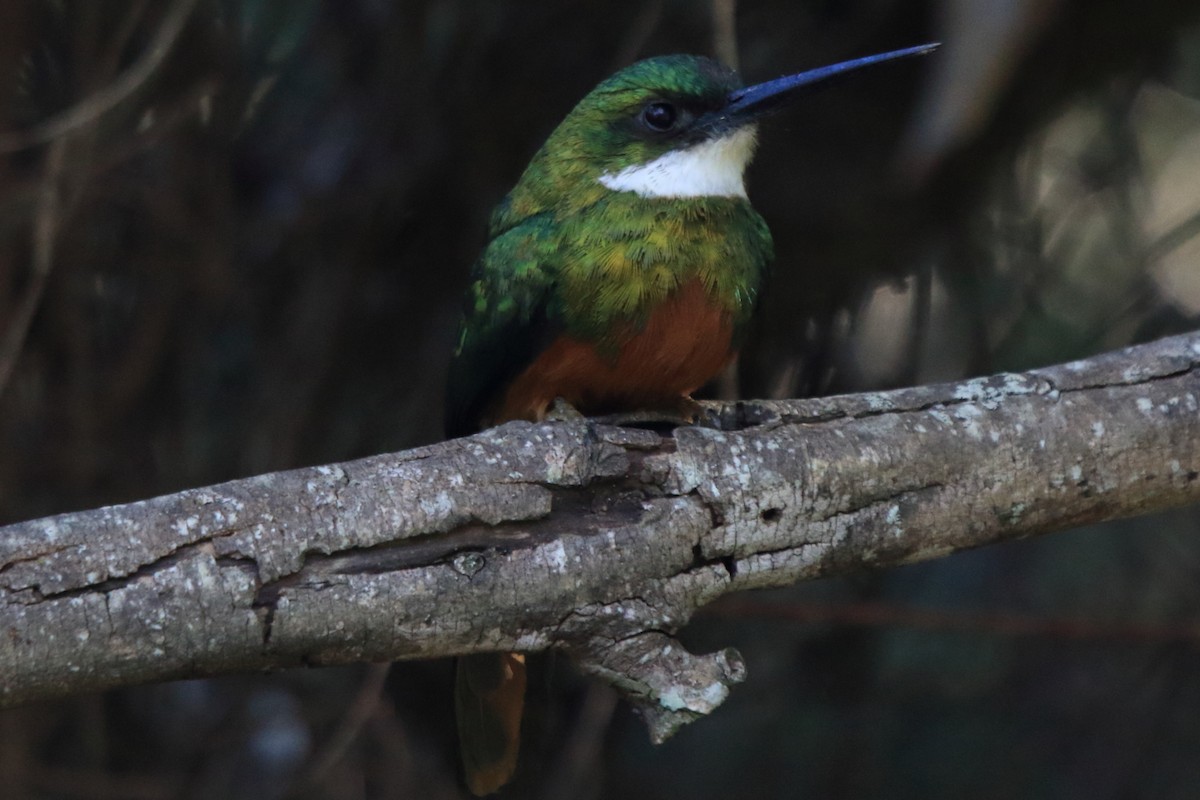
[596,397,708,430]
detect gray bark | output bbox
[2,331,1199,741]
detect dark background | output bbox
[3,1,1200,798]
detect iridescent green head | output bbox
[499,44,939,224]
[541,56,751,197]
[504,55,751,220]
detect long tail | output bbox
[455,652,527,796]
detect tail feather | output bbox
[455,652,527,796]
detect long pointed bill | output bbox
[725,43,940,121]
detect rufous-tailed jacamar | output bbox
[445,43,937,795]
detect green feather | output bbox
[445,55,774,436]
[444,213,562,438]
[445,190,771,436]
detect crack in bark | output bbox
[10,540,217,603]
[1,329,1197,737]
[0,543,78,576]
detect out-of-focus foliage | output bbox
[2,1,1200,798]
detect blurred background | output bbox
[2,0,1200,797]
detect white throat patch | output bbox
[598,126,758,199]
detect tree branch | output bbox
[2,332,1199,741]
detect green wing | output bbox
[444,214,562,438]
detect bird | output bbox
[444,43,938,795]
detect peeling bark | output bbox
[2,331,1199,741]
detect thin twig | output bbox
[610,1,665,70]
[100,0,155,79]
[0,138,67,398]
[0,0,201,153]
[712,0,739,69]
[540,684,619,800]
[294,663,393,789]
[900,262,933,385]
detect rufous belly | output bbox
[492,278,734,424]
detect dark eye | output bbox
[640,101,678,131]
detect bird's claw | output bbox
[596,397,708,429]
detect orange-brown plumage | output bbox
[489,279,734,425]
[445,42,937,796]
[454,279,738,796]
[456,653,527,797]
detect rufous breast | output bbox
[492,278,734,424]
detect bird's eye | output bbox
[640,101,678,131]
